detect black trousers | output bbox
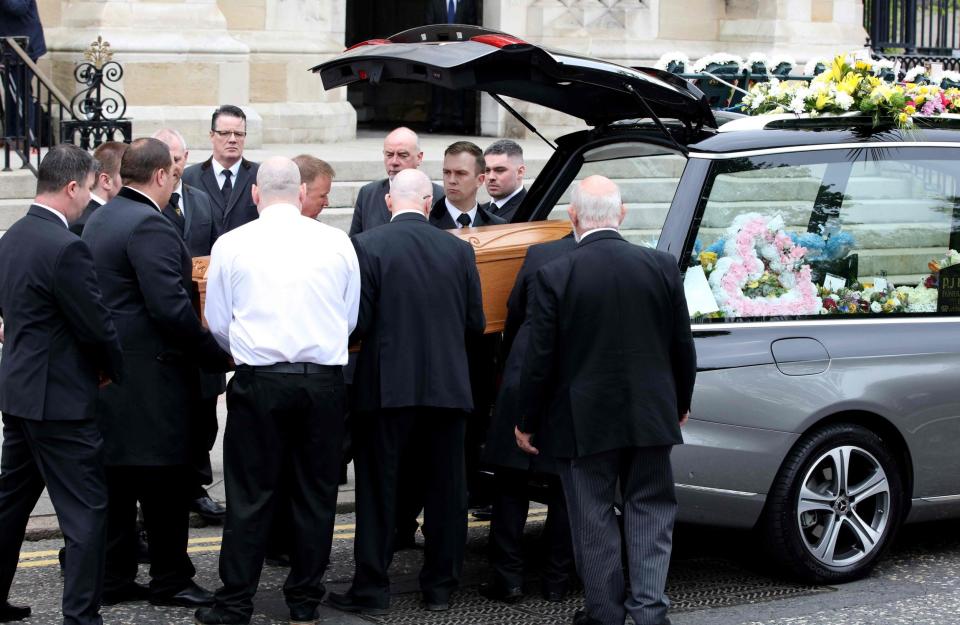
[350,407,467,607]
[0,415,107,625]
[488,468,574,591]
[190,395,220,496]
[214,366,345,619]
[104,464,196,597]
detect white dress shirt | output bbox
[577,227,620,243]
[34,203,68,227]
[492,185,523,211]
[203,203,361,366]
[89,192,106,206]
[445,198,478,228]
[211,159,241,191]
[122,186,161,212]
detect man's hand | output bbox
[515,426,539,455]
[679,411,690,427]
[98,372,112,388]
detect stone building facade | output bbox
[35,0,866,146]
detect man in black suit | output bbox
[70,141,127,237]
[483,140,527,223]
[181,105,259,233]
[429,141,504,515]
[424,0,478,133]
[0,0,46,141]
[479,234,576,605]
[327,169,485,615]
[429,141,504,229]
[0,144,123,625]
[348,127,442,236]
[516,176,696,625]
[348,127,443,552]
[82,138,230,609]
[154,128,226,524]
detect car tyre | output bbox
[761,423,903,583]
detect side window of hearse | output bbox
[553,153,686,247]
[684,150,960,322]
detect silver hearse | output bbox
[315,25,960,583]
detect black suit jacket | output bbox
[486,187,526,223]
[0,0,47,60]
[0,206,122,421]
[164,183,220,257]
[483,235,576,472]
[429,197,506,230]
[181,157,259,233]
[351,212,485,412]
[82,187,228,465]
[425,0,478,25]
[349,178,444,236]
[519,230,697,459]
[68,198,102,237]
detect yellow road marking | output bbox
[17,510,549,570]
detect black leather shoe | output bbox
[191,495,226,524]
[264,552,290,567]
[478,581,523,604]
[324,591,389,615]
[0,602,31,622]
[423,599,450,612]
[541,582,570,602]
[470,505,493,521]
[193,607,248,625]
[572,608,603,625]
[289,604,318,625]
[102,582,150,606]
[151,581,215,608]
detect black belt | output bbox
[237,362,340,375]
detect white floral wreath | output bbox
[708,213,822,317]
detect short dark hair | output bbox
[484,139,523,160]
[444,141,484,175]
[292,154,335,184]
[211,105,247,131]
[36,144,95,195]
[92,141,129,178]
[120,138,172,185]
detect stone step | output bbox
[0,170,35,201]
[856,247,947,277]
[711,174,924,204]
[700,198,953,228]
[0,200,28,230]
[696,222,952,251]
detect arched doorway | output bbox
[344,0,481,134]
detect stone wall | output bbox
[34,0,867,144]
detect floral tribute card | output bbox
[937,264,960,313]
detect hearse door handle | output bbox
[770,338,830,376]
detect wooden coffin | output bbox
[191,219,572,333]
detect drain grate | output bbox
[358,558,833,625]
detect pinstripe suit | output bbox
[518,230,696,625]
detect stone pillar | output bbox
[218,0,356,144]
[40,0,259,148]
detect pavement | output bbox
[10,509,960,624]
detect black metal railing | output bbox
[866,0,960,55]
[2,35,132,176]
[1,36,70,175]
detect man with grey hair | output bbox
[198,157,360,625]
[515,175,697,625]
[328,168,484,615]
[153,128,226,524]
[483,139,526,222]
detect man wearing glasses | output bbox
[182,105,260,233]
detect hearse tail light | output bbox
[470,34,527,48]
[345,38,392,52]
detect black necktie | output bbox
[456,213,471,228]
[170,192,182,217]
[221,170,233,205]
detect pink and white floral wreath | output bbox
[708,213,822,317]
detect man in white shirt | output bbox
[197,157,361,625]
[483,139,527,223]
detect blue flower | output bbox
[824,232,855,260]
[706,237,726,255]
[791,232,826,260]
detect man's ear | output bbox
[517,163,526,179]
[65,180,79,199]
[385,193,393,212]
[618,203,626,225]
[567,205,579,229]
[251,184,261,207]
[298,183,306,207]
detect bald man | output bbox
[348,127,443,236]
[516,176,696,625]
[328,169,484,615]
[198,157,360,625]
